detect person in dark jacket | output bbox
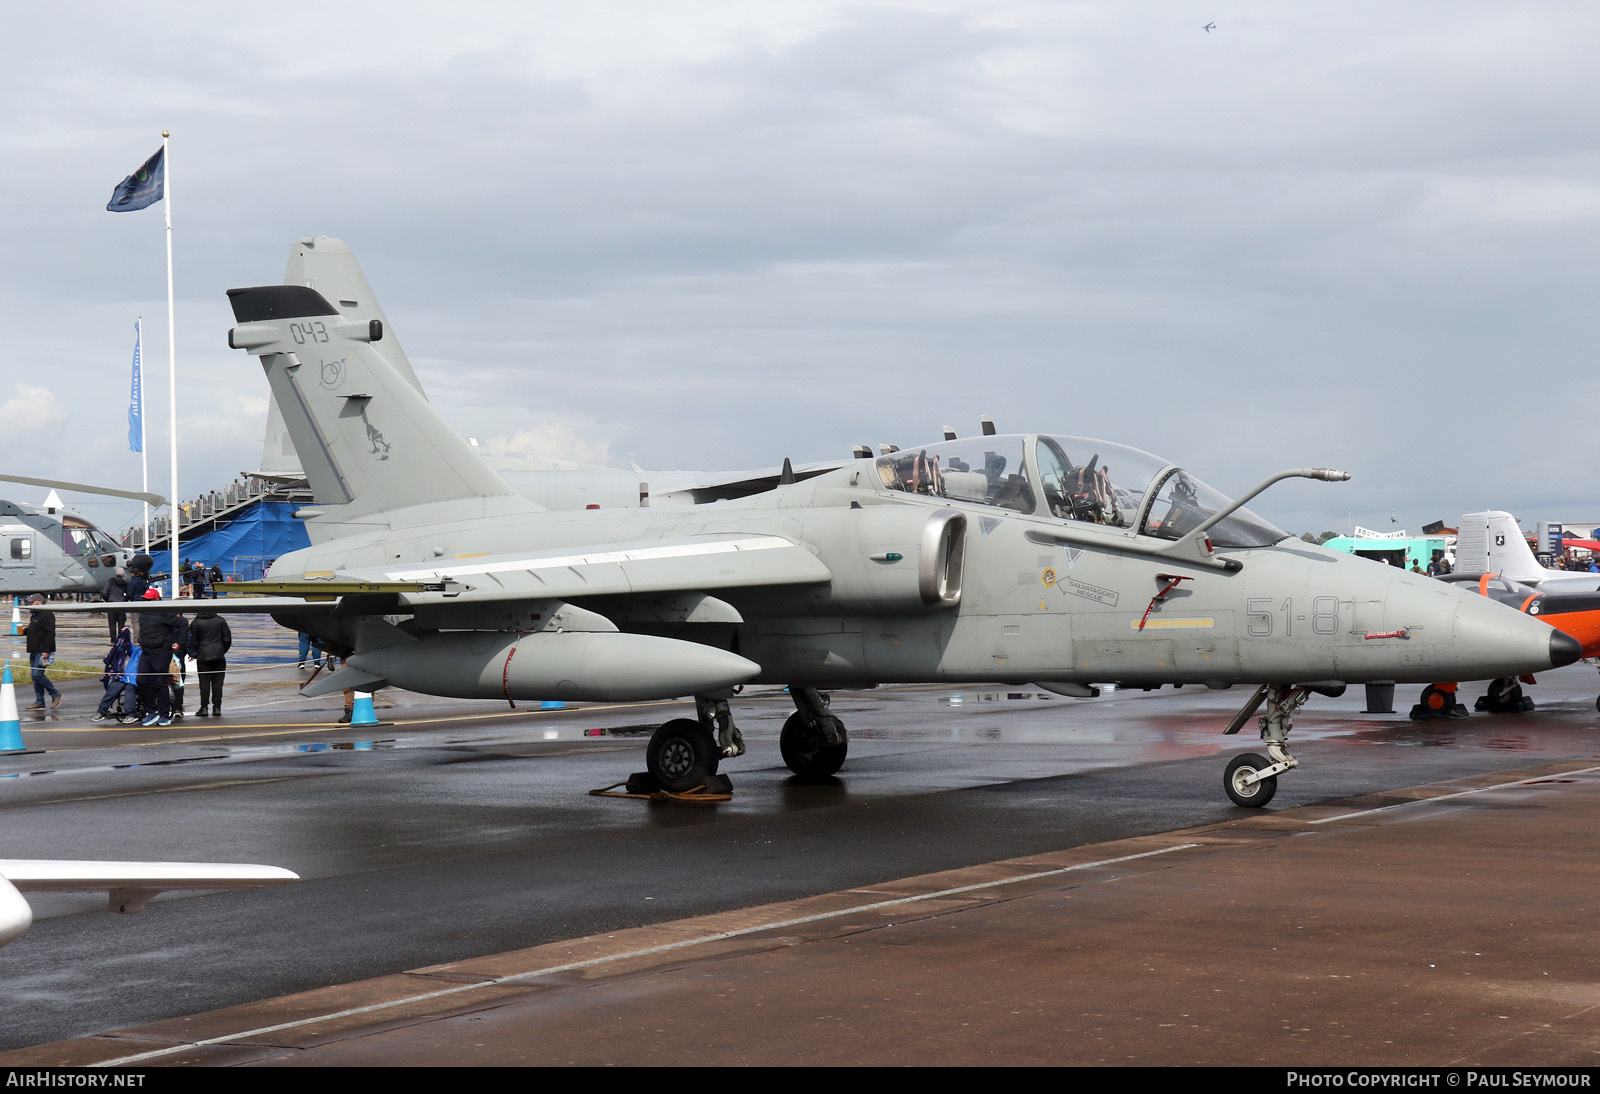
[125,555,153,643]
[135,588,182,726]
[22,594,60,710]
[188,610,232,717]
[126,554,153,599]
[101,568,130,642]
[208,564,224,597]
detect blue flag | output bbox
[106,147,164,212]
[128,322,143,453]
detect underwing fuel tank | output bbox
[348,632,760,703]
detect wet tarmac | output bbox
[1,615,1598,1063]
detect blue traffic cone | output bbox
[0,661,26,753]
[348,690,381,727]
[7,599,18,638]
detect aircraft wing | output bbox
[32,597,343,615]
[32,534,831,616]
[372,533,831,600]
[0,859,299,893]
[0,859,299,944]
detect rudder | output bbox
[1456,510,1546,581]
[226,285,540,537]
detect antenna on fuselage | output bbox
[942,426,957,441]
[980,415,996,436]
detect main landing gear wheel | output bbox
[646,718,721,792]
[1224,752,1277,808]
[1410,685,1468,720]
[780,711,848,780]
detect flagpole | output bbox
[162,129,179,598]
[137,316,149,553]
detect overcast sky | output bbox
[4,1,1598,539]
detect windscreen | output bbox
[1142,468,1288,548]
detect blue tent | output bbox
[146,500,309,585]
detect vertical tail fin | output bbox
[282,236,426,396]
[226,285,541,538]
[1456,511,1547,581]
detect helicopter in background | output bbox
[0,474,160,598]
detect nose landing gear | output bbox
[1473,677,1536,714]
[1221,684,1306,808]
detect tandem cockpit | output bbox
[875,434,1290,550]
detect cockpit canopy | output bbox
[876,434,1288,549]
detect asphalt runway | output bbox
[2,615,1598,1054]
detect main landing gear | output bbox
[639,695,745,794]
[1409,683,1469,720]
[780,687,849,780]
[1221,684,1316,808]
[1410,678,1539,719]
[638,687,850,792]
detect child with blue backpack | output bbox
[92,628,141,723]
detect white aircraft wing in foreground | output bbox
[0,860,299,947]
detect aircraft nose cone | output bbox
[1550,629,1583,668]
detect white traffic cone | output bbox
[0,660,26,753]
[8,599,18,638]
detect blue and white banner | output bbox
[128,321,143,453]
[106,146,165,212]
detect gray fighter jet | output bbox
[45,255,1581,810]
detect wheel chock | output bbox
[590,772,733,803]
[1409,701,1469,720]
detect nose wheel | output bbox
[1220,684,1305,808]
[1223,753,1277,808]
[1474,678,1535,714]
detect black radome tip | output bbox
[1549,629,1583,668]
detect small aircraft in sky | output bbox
[45,242,1580,811]
[1203,22,1216,33]
[0,475,157,599]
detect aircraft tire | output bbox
[780,712,848,780]
[646,718,721,793]
[1475,680,1532,715]
[1223,752,1277,808]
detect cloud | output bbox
[480,424,616,467]
[0,385,70,436]
[4,2,1600,536]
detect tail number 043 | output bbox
[289,321,330,345]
